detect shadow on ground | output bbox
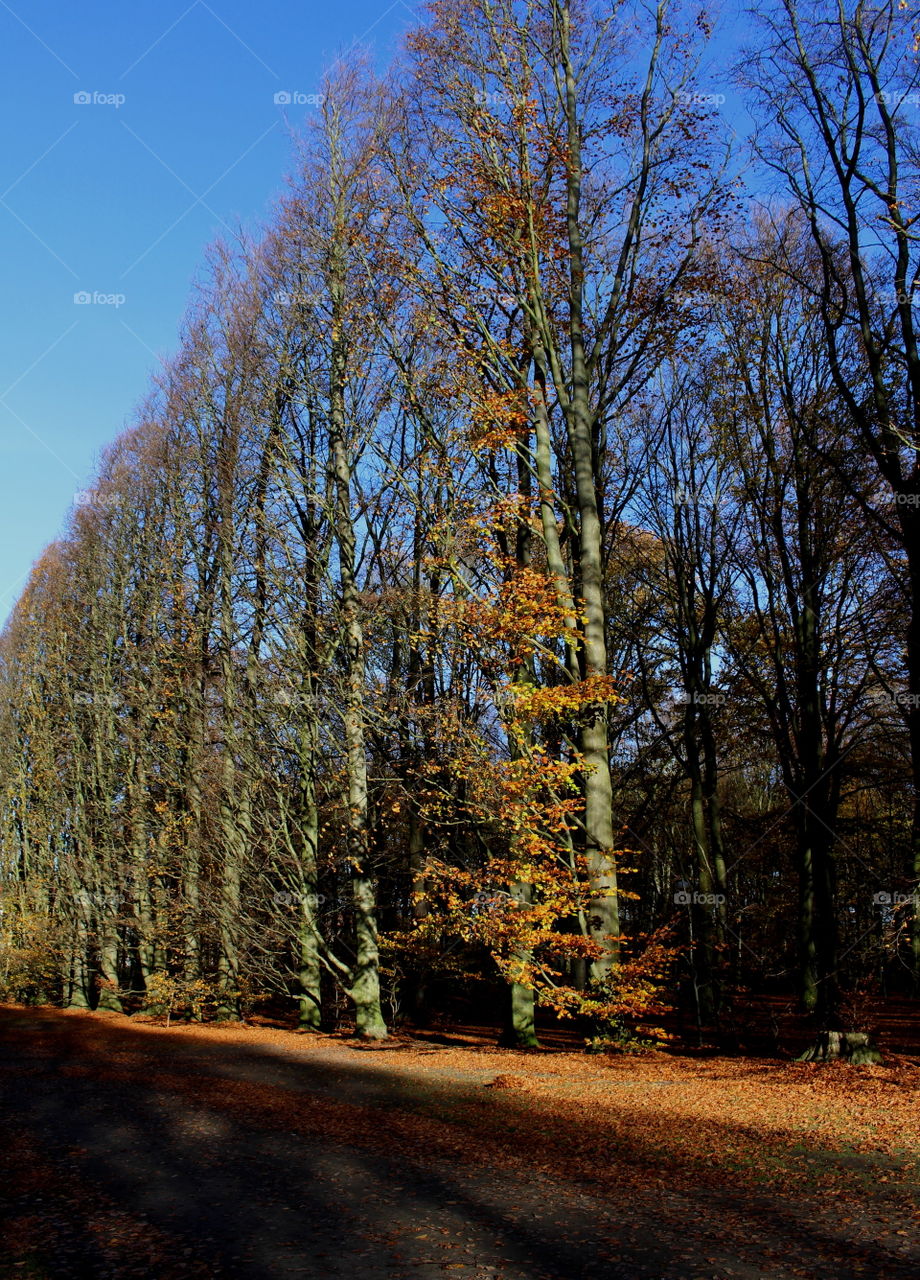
[0,1006,916,1280]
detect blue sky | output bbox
[0,0,417,623]
[0,0,748,628]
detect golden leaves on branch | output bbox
[468,386,530,451]
[504,672,622,722]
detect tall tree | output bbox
[743,0,920,982]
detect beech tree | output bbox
[714,219,886,1032]
[1,3,917,1057]
[743,0,920,983]
[628,361,737,1022]
[394,0,730,995]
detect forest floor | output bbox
[0,1004,918,1280]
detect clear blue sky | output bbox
[0,0,747,628]
[0,0,417,623]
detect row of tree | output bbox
[1,0,919,1050]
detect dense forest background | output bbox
[2,0,919,1053]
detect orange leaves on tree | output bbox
[504,672,623,723]
[468,386,530,451]
[434,562,581,671]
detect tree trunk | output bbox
[295,711,323,1030]
[96,903,123,1012]
[66,912,91,1009]
[798,1030,881,1065]
[329,208,386,1040]
[498,881,540,1049]
[559,2,619,979]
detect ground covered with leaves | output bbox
[0,1005,918,1279]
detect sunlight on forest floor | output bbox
[1,1005,918,1279]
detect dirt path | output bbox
[0,1006,918,1279]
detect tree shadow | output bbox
[0,1006,917,1280]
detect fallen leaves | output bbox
[2,1004,919,1279]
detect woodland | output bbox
[3,0,920,1063]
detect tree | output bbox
[397,0,729,990]
[718,216,887,1035]
[743,0,920,984]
